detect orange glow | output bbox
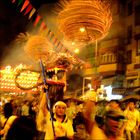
[71,42,75,45]
[0,64,39,93]
[79,27,86,33]
[57,0,112,43]
[74,48,79,54]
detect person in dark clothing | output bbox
[0,102,17,138]
[29,101,37,120]
[73,112,85,132]
[3,102,13,119]
[6,116,37,140]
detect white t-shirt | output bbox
[45,113,74,140]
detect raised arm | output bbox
[36,91,48,132]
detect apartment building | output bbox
[82,0,140,94]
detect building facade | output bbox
[82,0,140,93]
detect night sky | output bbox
[0,0,26,61]
[0,0,58,66]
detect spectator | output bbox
[124,101,140,140]
[106,100,122,112]
[21,100,29,116]
[0,102,17,139]
[5,116,37,140]
[91,109,126,140]
[29,101,38,120]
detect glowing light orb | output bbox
[57,0,112,42]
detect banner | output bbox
[10,0,84,65]
[34,15,41,26]
[17,0,23,6]
[20,0,29,12]
[24,4,33,15]
[29,8,36,19]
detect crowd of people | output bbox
[0,90,140,140]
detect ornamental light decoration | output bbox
[57,0,112,43]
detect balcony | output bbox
[99,54,117,65]
[98,53,125,77]
[98,63,124,77]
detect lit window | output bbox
[127,79,136,87]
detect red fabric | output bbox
[24,4,33,15]
[34,15,41,26]
[20,0,29,12]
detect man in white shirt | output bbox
[37,93,74,140]
[124,101,140,140]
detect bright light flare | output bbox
[71,42,75,45]
[74,48,79,54]
[79,27,85,33]
[104,86,123,101]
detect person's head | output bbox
[3,102,13,118]
[108,100,120,109]
[24,100,28,105]
[65,99,71,107]
[103,110,125,137]
[53,101,67,116]
[128,101,135,110]
[6,116,37,140]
